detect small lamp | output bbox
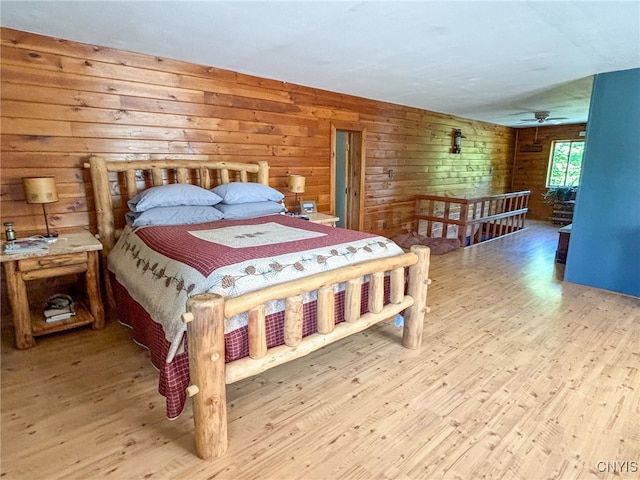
[22,177,59,239]
[287,174,305,211]
[452,129,466,154]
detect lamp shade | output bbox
[287,175,305,194]
[22,177,59,204]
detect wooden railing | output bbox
[414,191,530,247]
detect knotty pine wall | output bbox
[1,27,515,240]
[511,123,586,220]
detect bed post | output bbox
[257,161,269,185]
[402,245,431,350]
[87,156,116,254]
[184,293,228,460]
[86,156,117,310]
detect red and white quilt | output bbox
[108,214,404,363]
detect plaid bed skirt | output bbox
[111,273,392,418]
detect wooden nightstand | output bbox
[1,231,105,349]
[306,213,340,227]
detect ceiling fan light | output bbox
[534,111,550,122]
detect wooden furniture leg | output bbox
[86,250,105,329]
[184,293,228,460]
[3,261,36,350]
[402,245,431,350]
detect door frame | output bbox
[330,121,367,231]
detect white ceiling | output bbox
[2,1,639,127]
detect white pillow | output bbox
[128,184,223,212]
[211,182,284,204]
[126,205,225,227]
[214,201,285,219]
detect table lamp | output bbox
[22,176,59,239]
[287,174,305,212]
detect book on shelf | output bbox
[44,307,75,317]
[45,311,76,323]
[44,295,75,322]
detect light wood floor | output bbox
[2,221,639,480]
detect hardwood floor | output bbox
[2,221,638,480]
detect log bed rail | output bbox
[414,190,530,247]
[85,156,431,460]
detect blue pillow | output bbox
[128,184,223,212]
[211,182,284,205]
[214,201,285,219]
[126,205,225,227]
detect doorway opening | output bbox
[331,123,366,230]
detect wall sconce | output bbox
[287,174,305,211]
[452,129,466,154]
[22,176,59,239]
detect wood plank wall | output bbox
[511,123,586,220]
[1,27,515,240]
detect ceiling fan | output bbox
[520,111,568,124]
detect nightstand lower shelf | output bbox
[31,300,95,336]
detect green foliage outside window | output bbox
[548,140,584,187]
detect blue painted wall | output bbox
[565,68,640,297]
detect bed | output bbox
[86,156,431,459]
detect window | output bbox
[547,140,584,187]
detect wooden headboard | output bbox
[85,156,270,254]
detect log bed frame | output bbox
[86,156,431,460]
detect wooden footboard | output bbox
[182,245,430,459]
